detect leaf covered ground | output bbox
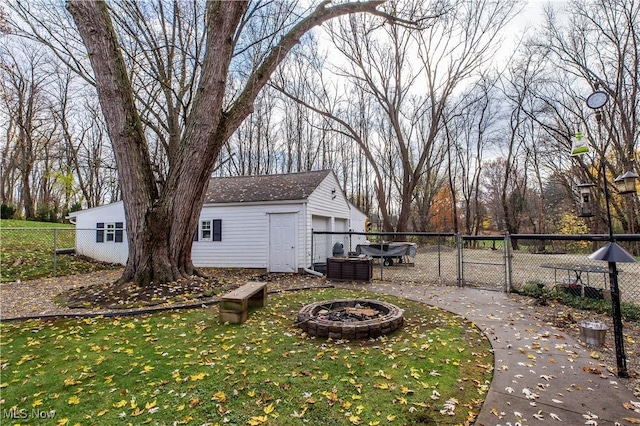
[53,269,331,310]
[0,288,494,425]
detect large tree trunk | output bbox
[68,1,162,285]
[67,0,388,286]
[68,1,246,286]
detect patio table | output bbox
[540,262,610,298]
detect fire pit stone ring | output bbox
[297,299,404,339]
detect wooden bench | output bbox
[219,281,267,324]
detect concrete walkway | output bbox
[339,282,640,425]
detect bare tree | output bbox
[0,4,10,35]
[535,0,640,233]
[493,55,537,239]
[273,51,398,229]
[444,75,500,234]
[482,152,531,240]
[0,43,57,219]
[275,0,520,232]
[51,66,118,209]
[221,86,279,177]
[24,0,422,287]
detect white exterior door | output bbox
[269,213,297,272]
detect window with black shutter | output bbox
[96,223,105,243]
[115,222,124,243]
[213,219,222,241]
[198,219,222,242]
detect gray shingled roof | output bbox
[204,170,332,204]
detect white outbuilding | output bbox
[67,170,367,273]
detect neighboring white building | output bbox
[68,201,128,265]
[67,170,368,273]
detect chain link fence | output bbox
[312,231,640,308]
[0,228,124,283]
[3,227,640,308]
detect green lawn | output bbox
[0,288,493,425]
[1,220,76,229]
[1,219,118,283]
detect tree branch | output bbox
[223,0,390,137]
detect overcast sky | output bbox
[512,0,569,33]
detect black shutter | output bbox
[213,219,222,241]
[115,222,124,243]
[96,222,105,243]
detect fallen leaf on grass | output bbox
[190,372,208,381]
[113,400,127,408]
[212,391,227,403]
[247,415,268,425]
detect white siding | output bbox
[312,215,331,263]
[68,171,354,272]
[68,201,129,265]
[349,202,368,248]
[307,173,351,219]
[333,218,349,252]
[191,202,304,270]
[304,172,352,266]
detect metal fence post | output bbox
[456,233,463,287]
[53,228,57,277]
[437,234,442,281]
[503,232,512,292]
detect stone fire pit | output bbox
[297,299,404,339]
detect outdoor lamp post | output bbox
[585,86,635,378]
